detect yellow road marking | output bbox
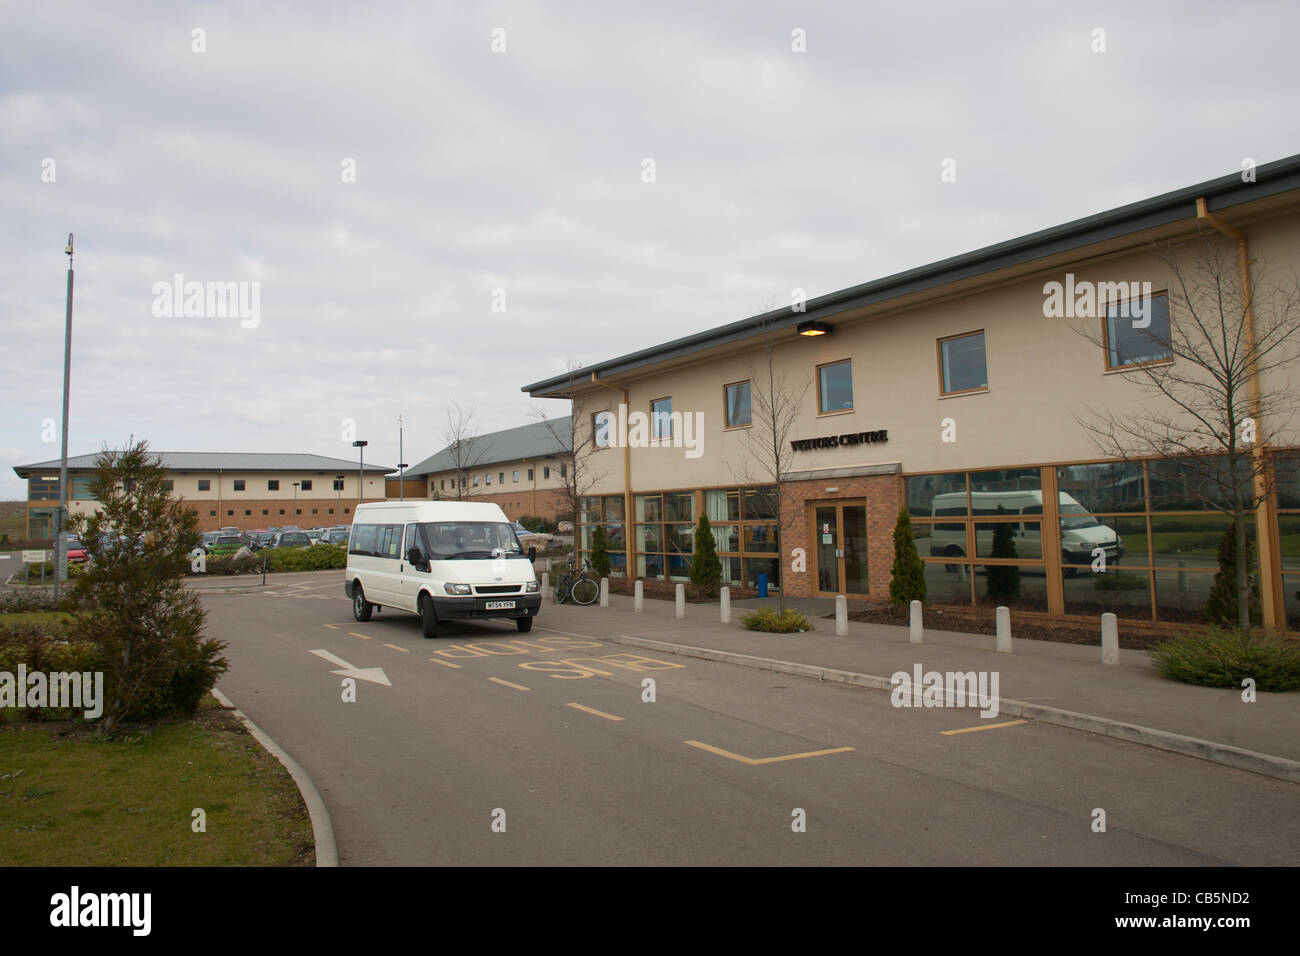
[941,719,1028,736]
[323,623,340,630]
[383,643,410,653]
[566,702,624,722]
[348,631,372,640]
[488,677,530,691]
[684,740,855,765]
[430,658,462,668]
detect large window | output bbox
[29,477,59,501]
[724,381,751,428]
[1105,291,1171,369]
[71,476,95,500]
[632,486,779,588]
[817,360,853,413]
[593,412,613,448]
[579,495,627,577]
[939,331,988,395]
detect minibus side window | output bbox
[350,524,379,556]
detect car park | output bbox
[64,536,88,564]
[345,500,541,638]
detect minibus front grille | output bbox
[474,585,521,594]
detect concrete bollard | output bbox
[541,572,550,602]
[634,579,644,613]
[720,586,730,624]
[909,600,923,644]
[835,595,848,636]
[957,564,967,583]
[995,606,1012,653]
[675,583,685,619]
[600,577,609,607]
[1101,612,1119,665]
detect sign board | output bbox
[22,550,48,563]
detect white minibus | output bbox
[344,501,542,638]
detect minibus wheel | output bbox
[352,583,373,622]
[419,593,440,639]
[943,546,963,572]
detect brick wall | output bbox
[186,498,362,532]
[779,474,902,600]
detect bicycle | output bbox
[553,557,600,605]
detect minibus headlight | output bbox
[525,581,539,593]
[443,583,472,595]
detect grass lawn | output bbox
[0,695,314,865]
[0,611,77,627]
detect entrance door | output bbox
[812,502,869,597]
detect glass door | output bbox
[812,501,869,597]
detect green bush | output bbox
[1149,626,1300,691]
[889,508,926,607]
[133,637,230,720]
[689,515,722,592]
[1093,570,1148,591]
[590,525,611,578]
[1204,524,1262,627]
[0,620,106,720]
[200,551,263,576]
[518,515,558,534]
[267,544,347,572]
[741,607,812,633]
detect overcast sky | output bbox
[3,0,1298,500]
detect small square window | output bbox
[527,468,534,480]
[312,508,318,514]
[328,508,334,514]
[279,509,285,515]
[513,471,519,482]
[268,480,280,491]
[301,480,313,491]
[244,510,251,516]
[209,510,216,516]
[939,331,988,395]
[262,509,268,515]
[233,479,246,491]
[333,478,344,491]
[817,361,853,413]
[198,479,211,491]
[724,382,751,427]
[1105,292,1171,369]
[593,412,613,448]
[162,479,174,492]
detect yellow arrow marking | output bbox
[684,740,854,765]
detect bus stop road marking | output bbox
[383,643,410,653]
[488,677,530,691]
[322,623,340,630]
[684,740,855,765]
[348,631,372,640]
[941,719,1028,736]
[566,702,624,722]
[430,658,462,668]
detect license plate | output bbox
[484,600,516,610]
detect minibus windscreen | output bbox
[420,522,525,559]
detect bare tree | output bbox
[1072,231,1300,630]
[732,312,813,612]
[532,359,610,528]
[442,401,489,501]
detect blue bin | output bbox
[757,573,768,597]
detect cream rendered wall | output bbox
[575,219,1300,497]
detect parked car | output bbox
[64,535,88,564]
[319,528,350,546]
[305,529,324,544]
[208,535,245,556]
[200,531,223,553]
[268,531,313,549]
[511,521,553,550]
[253,532,276,550]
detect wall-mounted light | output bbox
[798,321,834,336]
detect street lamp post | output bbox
[335,475,344,520]
[352,440,368,511]
[54,233,74,602]
[292,481,300,520]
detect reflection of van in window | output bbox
[345,501,541,638]
[929,491,1123,571]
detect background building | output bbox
[401,417,574,522]
[14,452,393,537]
[525,158,1300,630]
